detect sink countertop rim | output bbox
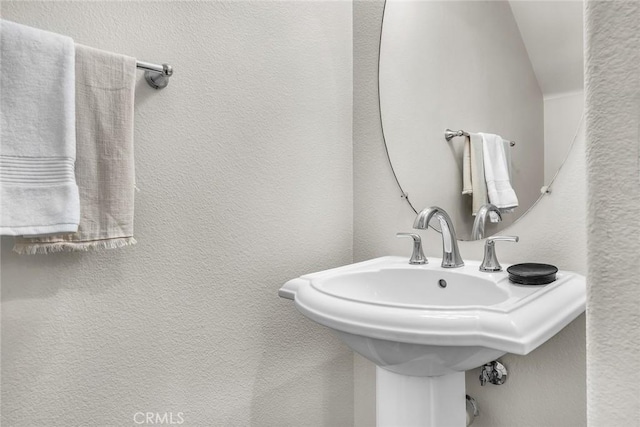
[281,256,586,355]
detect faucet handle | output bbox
[396,233,427,265]
[487,236,519,244]
[480,235,519,272]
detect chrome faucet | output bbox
[413,206,464,268]
[479,236,519,272]
[396,233,427,265]
[471,203,502,240]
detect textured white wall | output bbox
[585,2,640,425]
[1,2,354,426]
[354,1,586,425]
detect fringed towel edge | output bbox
[13,237,137,255]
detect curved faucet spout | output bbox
[471,203,502,240]
[413,206,464,268]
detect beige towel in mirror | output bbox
[462,135,472,195]
[469,132,489,215]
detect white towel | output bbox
[14,44,137,254]
[480,132,518,216]
[0,20,79,236]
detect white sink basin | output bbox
[315,268,508,307]
[280,256,586,377]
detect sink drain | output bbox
[438,279,447,288]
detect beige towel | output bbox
[462,135,472,195]
[14,44,137,254]
[469,132,489,215]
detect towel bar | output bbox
[445,129,515,147]
[137,61,173,89]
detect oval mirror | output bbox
[379,0,584,240]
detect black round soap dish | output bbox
[506,263,558,285]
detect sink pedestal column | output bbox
[376,368,466,427]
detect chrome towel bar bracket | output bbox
[137,61,173,89]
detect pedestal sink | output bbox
[279,256,586,427]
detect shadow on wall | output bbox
[249,305,354,426]
[0,237,129,301]
[135,76,162,108]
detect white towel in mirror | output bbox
[479,132,518,216]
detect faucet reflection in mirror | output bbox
[472,203,502,240]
